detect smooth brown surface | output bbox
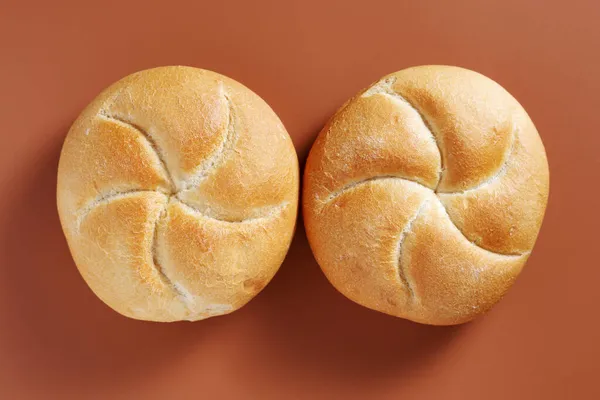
[0,0,598,398]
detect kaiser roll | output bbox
[57,66,299,322]
[303,65,549,325]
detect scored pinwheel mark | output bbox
[322,77,527,300]
[75,93,289,309]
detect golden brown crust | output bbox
[57,66,299,322]
[303,65,549,325]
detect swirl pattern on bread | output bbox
[58,67,299,322]
[303,66,549,325]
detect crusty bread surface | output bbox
[57,66,299,322]
[303,65,549,325]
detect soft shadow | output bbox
[294,113,330,164]
[250,126,467,382]
[252,222,467,382]
[0,127,215,391]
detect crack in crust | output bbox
[438,201,527,257]
[75,189,167,230]
[77,189,287,226]
[151,205,194,309]
[98,85,239,195]
[323,175,433,205]
[173,196,289,223]
[363,76,445,187]
[82,88,265,223]
[177,90,239,192]
[436,123,519,195]
[76,189,193,309]
[98,114,176,191]
[322,176,527,258]
[76,188,287,313]
[396,200,429,301]
[362,76,518,195]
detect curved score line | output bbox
[150,205,194,310]
[324,174,434,205]
[362,76,444,187]
[321,175,528,258]
[396,199,429,300]
[76,189,289,229]
[98,114,176,190]
[173,197,290,224]
[177,90,239,192]
[75,189,167,230]
[80,91,282,227]
[99,86,239,194]
[79,190,195,311]
[363,76,518,195]
[74,189,288,314]
[436,124,519,196]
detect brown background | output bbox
[1,0,598,399]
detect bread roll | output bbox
[57,66,299,322]
[303,65,549,325]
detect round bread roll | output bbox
[303,65,549,325]
[57,66,299,322]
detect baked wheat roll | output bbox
[303,65,549,325]
[57,66,299,322]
